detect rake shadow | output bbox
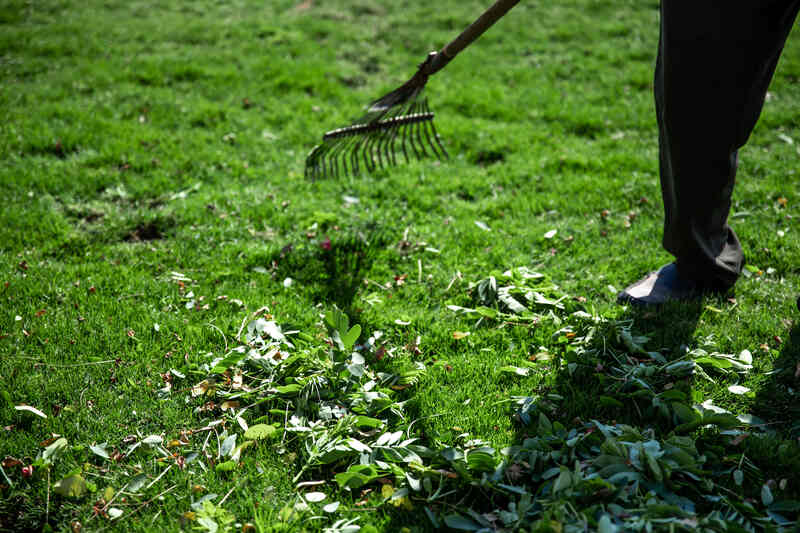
[264,228,392,320]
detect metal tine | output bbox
[378,107,402,169]
[374,122,387,170]
[404,105,423,161]
[361,130,375,173]
[376,130,388,170]
[310,143,328,180]
[413,102,430,159]
[311,143,330,180]
[427,103,449,159]
[419,117,438,159]
[386,118,400,167]
[399,117,411,164]
[362,130,377,173]
[324,138,341,179]
[350,133,363,176]
[304,147,318,180]
[330,132,354,178]
[382,116,399,168]
[331,138,344,178]
[372,128,386,170]
[355,127,372,175]
[343,132,361,176]
[406,102,424,160]
[421,100,445,159]
[326,138,339,179]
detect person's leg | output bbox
[620,0,800,305]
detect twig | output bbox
[219,484,236,505]
[45,469,50,526]
[206,322,228,352]
[235,314,249,343]
[202,429,213,457]
[406,414,445,440]
[446,271,462,292]
[128,484,178,517]
[0,464,13,487]
[417,259,422,283]
[281,403,290,446]
[145,463,173,490]
[364,278,390,291]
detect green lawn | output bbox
[2,1,800,531]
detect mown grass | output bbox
[1,0,800,531]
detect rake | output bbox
[305,0,521,180]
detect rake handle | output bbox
[424,0,521,76]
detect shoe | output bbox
[617,263,711,306]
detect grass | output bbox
[1,0,800,531]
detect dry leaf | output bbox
[191,380,210,397]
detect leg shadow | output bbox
[546,300,705,428]
[257,225,392,321]
[751,324,800,438]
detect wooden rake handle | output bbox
[423,0,521,76]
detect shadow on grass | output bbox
[546,300,705,431]
[752,324,800,437]
[379,301,708,532]
[263,226,393,321]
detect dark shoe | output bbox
[617,263,713,306]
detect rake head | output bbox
[305,56,449,180]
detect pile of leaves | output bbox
[183,267,799,531]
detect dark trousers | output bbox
[656,1,800,288]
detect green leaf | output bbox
[275,383,303,396]
[215,461,236,473]
[537,412,553,435]
[325,306,349,336]
[89,443,110,460]
[598,514,618,533]
[231,440,254,462]
[733,469,744,486]
[127,473,148,493]
[341,324,361,353]
[53,474,87,498]
[552,467,572,493]
[244,424,277,441]
[466,448,496,472]
[443,514,482,531]
[671,402,700,424]
[211,351,247,374]
[769,500,800,513]
[499,366,530,377]
[762,484,774,506]
[598,396,624,408]
[42,437,68,465]
[334,464,381,489]
[354,416,384,429]
[220,434,237,457]
[475,306,498,318]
